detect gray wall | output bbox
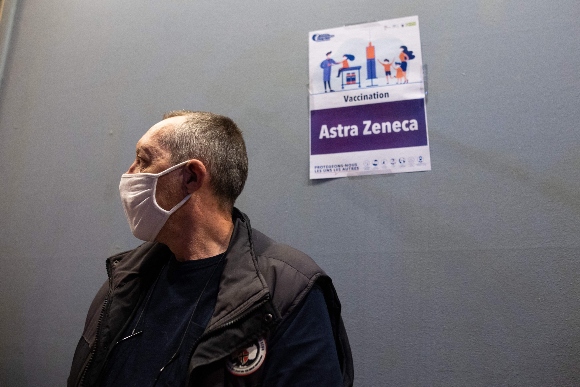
[1,0,579,386]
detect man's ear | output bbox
[183,159,207,194]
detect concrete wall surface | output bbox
[1,0,579,385]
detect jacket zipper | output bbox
[78,261,114,387]
[183,295,271,385]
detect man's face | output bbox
[126,116,188,211]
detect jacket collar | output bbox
[107,208,271,329]
[206,208,270,329]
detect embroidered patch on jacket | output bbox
[226,337,267,376]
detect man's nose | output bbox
[126,161,138,174]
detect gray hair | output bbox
[158,110,248,209]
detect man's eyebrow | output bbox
[136,146,153,158]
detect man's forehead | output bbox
[135,130,160,152]
[136,115,186,150]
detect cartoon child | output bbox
[376,58,394,84]
[336,54,355,78]
[392,62,404,84]
[398,46,415,84]
[320,51,338,92]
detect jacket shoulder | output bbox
[251,228,326,319]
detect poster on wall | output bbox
[308,16,430,179]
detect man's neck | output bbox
[158,206,235,262]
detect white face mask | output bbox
[119,161,192,241]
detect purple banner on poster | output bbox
[310,98,427,155]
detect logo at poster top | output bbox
[226,337,267,376]
[312,34,335,42]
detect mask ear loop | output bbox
[120,160,191,179]
[151,161,193,215]
[162,193,193,216]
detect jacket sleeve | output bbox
[67,280,109,387]
[259,285,344,386]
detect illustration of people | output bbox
[398,45,415,84]
[376,58,394,84]
[336,54,355,78]
[392,61,405,84]
[320,51,338,92]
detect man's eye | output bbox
[136,157,149,172]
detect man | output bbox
[68,111,354,386]
[320,51,337,92]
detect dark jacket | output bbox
[68,209,354,386]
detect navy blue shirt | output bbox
[101,253,225,386]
